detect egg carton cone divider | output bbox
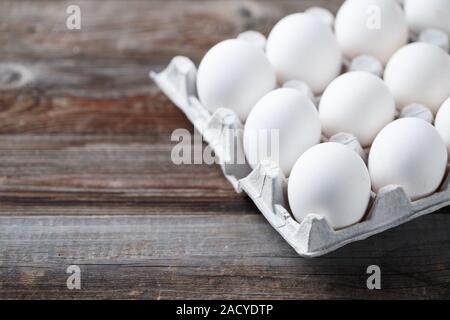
[151,56,450,257]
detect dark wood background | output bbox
[1,0,450,300]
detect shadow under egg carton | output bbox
[151,56,450,257]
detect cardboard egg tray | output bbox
[150,56,450,258]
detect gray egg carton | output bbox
[151,56,450,258]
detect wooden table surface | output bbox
[1,0,450,300]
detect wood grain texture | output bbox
[2,212,450,299]
[0,0,345,133]
[0,134,250,214]
[0,0,449,300]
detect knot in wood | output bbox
[0,63,33,90]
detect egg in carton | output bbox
[150,12,450,256]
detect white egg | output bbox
[288,142,371,230]
[404,0,450,36]
[369,118,448,200]
[334,0,409,64]
[197,39,276,121]
[244,88,321,176]
[435,98,450,160]
[319,71,396,147]
[384,42,450,113]
[266,13,342,94]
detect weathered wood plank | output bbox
[0,134,255,215]
[0,0,342,134]
[0,61,190,134]
[0,0,345,61]
[1,212,450,299]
